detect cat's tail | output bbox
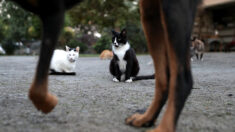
[49,70,76,75]
[133,74,155,81]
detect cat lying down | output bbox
[50,46,79,75]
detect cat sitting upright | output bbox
[110,29,154,83]
[50,45,79,75]
[110,29,139,83]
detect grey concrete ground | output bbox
[0,53,234,132]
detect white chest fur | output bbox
[112,43,130,73]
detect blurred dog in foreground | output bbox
[10,0,200,131]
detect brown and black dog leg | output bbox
[126,0,200,131]
[11,0,83,114]
[29,12,65,113]
[126,0,169,127]
[145,0,199,132]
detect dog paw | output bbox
[125,78,133,83]
[113,78,119,82]
[29,85,58,114]
[125,113,154,127]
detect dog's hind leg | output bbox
[146,0,199,132]
[126,0,199,131]
[29,12,65,114]
[126,0,169,127]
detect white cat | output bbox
[50,45,79,75]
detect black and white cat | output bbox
[50,45,79,75]
[109,29,154,82]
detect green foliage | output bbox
[66,39,88,53]
[28,26,37,38]
[59,26,75,46]
[0,1,41,42]
[63,27,75,38]
[126,24,148,53]
[29,16,41,39]
[0,0,148,54]
[68,0,139,32]
[0,19,6,42]
[67,0,147,53]
[64,13,73,27]
[93,34,112,53]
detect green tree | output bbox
[0,1,41,42]
[93,34,112,53]
[68,0,148,53]
[68,0,137,33]
[0,19,7,42]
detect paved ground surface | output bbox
[0,53,234,132]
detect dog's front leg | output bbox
[29,12,65,113]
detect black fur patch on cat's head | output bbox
[112,28,127,48]
[65,45,80,52]
[69,48,76,51]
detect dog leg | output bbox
[29,12,64,113]
[200,53,204,61]
[146,0,198,131]
[196,53,199,60]
[126,0,169,127]
[126,0,199,131]
[148,49,193,132]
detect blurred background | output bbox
[0,0,234,55]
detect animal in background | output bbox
[109,29,140,83]
[50,46,79,75]
[100,50,113,60]
[191,37,205,61]
[109,29,154,83]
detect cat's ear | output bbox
[121,28,127,37]
[65,45,70,51]
[76,46,80,52]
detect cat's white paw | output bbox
[125,78,133,83]
[113,78,119,82]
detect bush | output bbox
[125,25,148,53]
[93,34,112,53]
[59,26,75,47]
[28,26,38,38]
[63,27,75,39]
[66,39,88,53]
